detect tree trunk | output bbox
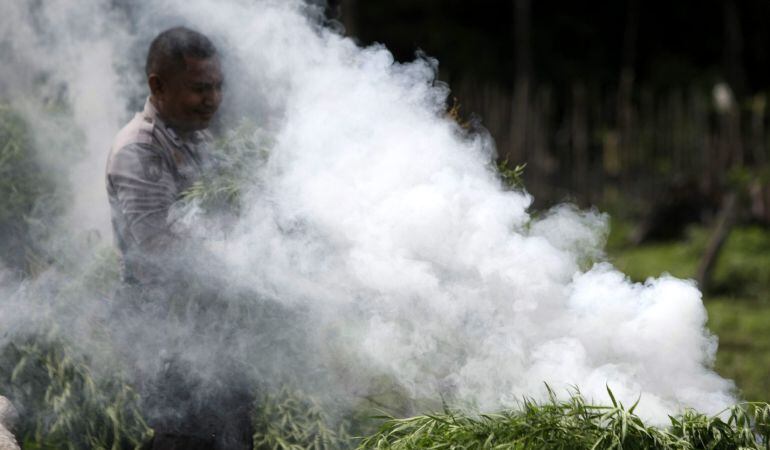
[339,0,357,37]
[696,192,737,290]
[723,0,746,101]
[511,0,532,165]
[617,0,639,168]
[572,83,589,195]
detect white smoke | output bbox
[0,0,734,427]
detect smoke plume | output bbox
[0,0,734,428]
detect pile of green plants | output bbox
[0,338,152,449]
[5,348,770,450]
[252,386,355,449]
[360,389,770,450]
[0,336,355,449]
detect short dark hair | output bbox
[145,26,217,77]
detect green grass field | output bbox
[607,222,770,403]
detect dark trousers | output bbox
[113,283,254,450]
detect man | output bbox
[106,27,252,450]
[107,26,223,286]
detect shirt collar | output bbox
[143,97,208,146]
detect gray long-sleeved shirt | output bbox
[106,98,212,285]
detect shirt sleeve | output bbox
[107,143,179,251]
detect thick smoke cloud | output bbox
[0,0,734,427]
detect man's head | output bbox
[146,27,223,132]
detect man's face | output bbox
[151,56,224,132]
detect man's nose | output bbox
[203,87,222,109]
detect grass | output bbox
[606,221,770,403]
[707,299,770,403]
[608,224,770,299]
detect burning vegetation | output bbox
[0,0,769,449]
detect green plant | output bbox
[182,120,271,213]
[358,387,770,449]
[0,338,152,450]
[252,386,355,450]
[497,160,526,190]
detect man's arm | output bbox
[107,143,179,253]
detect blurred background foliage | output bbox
[327,0,770,402]
[328,0,770,216]
[0,104,58,276]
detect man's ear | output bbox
[148,74,164,97]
